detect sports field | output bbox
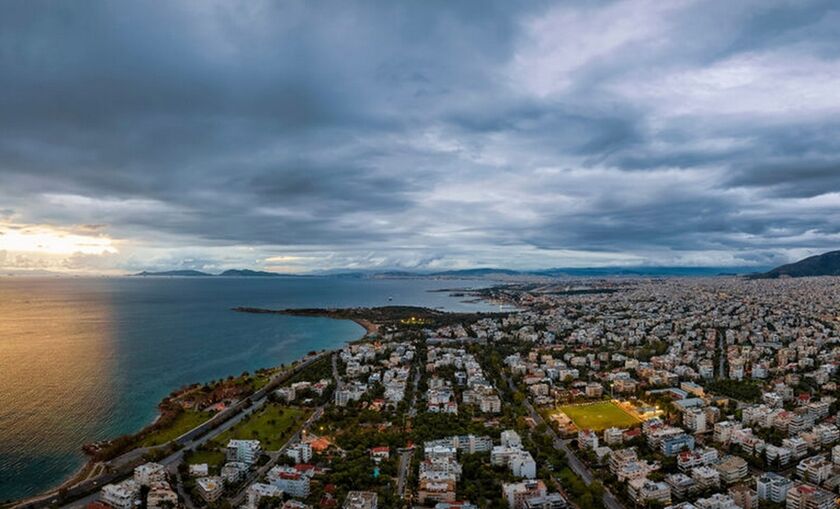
[558,401,640,431]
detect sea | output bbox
[0,276,496,501]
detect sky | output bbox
[1,0,840,274]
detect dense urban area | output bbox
[14,276,840,509]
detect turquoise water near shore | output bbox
[0,276,493,501]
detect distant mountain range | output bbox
[134,269,292,277]
[135,270,214,277]
[218,269,290,277]
[371,266,768,278]
[754,250,840,278]
[134,265,776,279]
[134,265,780,279]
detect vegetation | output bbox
[705,379,763,402]
[183,448,226,470]
[139,410,214,447]
[234,305,506,329]
[557,467,605,509]
[285,354,333,385]
[213,404,307,451]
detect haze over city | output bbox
[2,1,840,274]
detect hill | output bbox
[218,269,285,277]
[429,268,522,277]
[134,270,212,277]
[755,250,840,278]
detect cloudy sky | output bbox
[2,0,840,274]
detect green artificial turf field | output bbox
[558,401,640,431]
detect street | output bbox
[506,376,626,509]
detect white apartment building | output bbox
[133,462,166,486]
[246,483,283,509]
[755,473,793,504]
[286,442,313,463]
[100,479,140,509]
[227,439,261,465]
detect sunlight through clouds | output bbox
[0,223,117,271]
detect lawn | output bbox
[558,401,640,431]
[213,404,307,451]
[140,410,215,447]
[184,448,226,469]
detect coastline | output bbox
[10,320,368,507]
[8,284,497,505]
[335,316,378,336]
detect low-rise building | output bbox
[133,463,166,486]
[796,455,834,485]
[503,480,548,509]
[196,476,224,503]
[755,473,793,504]
[370,446,390,463]
[627,478,672,506]
[343,491,378,509]
[146,482,178,509]
[287,442,313,464]
[188,463,208,477]
[227,439,262,465]
[246,483,284,509]
[660,433,695,456]
[764,444,792,466]
[222,461,249,484]
[267,465,311,498]
[524,493,568,509]
[683,408,707,433]
[100,479,140,509]
[577,429,599,450]
[691,466,720,490]
[728,483,757,509]
[665,473,696,500]
[609,448,638,475]
[694,493,738,509]
[715,456,748,485]
[604,427,625,446]
[785,482,835,509]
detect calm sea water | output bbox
[0,276,493,501]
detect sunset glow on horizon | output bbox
[0,223,117,258]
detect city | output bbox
[3,1,840,509]
[14,276,839,509]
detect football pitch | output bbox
[558,401,640,431]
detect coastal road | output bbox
[20,352,330,509]
[57,388,278,509]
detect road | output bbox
[228,406,325,507]
[59,386,284,509]
[505,376,626,509]
[407,365,421,418]
[18,352,330,509]
[395,448,414,499]
[228,352,336,506]
[397,363,421,499]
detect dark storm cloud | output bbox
[1,0,840,271]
